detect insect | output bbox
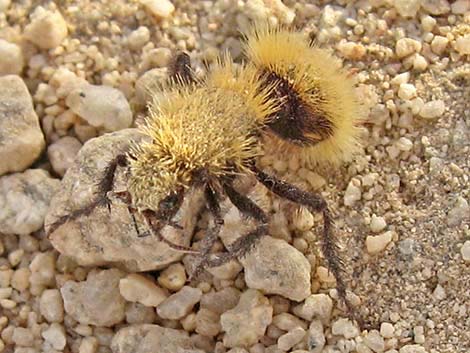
[47,26,362,316]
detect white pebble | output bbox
[344,180,361,206]
[140,0,175,18]
[79,336,99,353]
[157,263,186,291]
[24,7,68,49]
[40,289,64,323]
[451,0,470,14]
[394,0,422,17]
[432,284,446,301]
[119,273,167,307]
[277,327,306,351]
[396,38,422,58]
[454,35,470,55]
[380,322,395,338]
[370,215,387,233]
[399,344,427,353]
[398,83,417,100]
[396,137,413,152]
[127,26,150,50]
[419,100,445,119]
[364,329,385,352]
[421,16,436,32]
[366,231,393,255]
[431,36,449,55]
[42,323,67,350]
[461,241,470,262]
[331,318,359,339]
[0,39,24,75]
[47,136,82,177]
[390,72,410,85]
[12,327,34,346]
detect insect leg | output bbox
[168,51,196,84]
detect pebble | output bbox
[292,293,333,324]
[139,0,175,18]
[0,75,45,175]
[398,83,417,100]
[220,289,273,348]
[366,231,394,255]
[451,0,470,13]
[11,268,30,291]
[399,344,427,353]
[461,241,470,262]
[195,308,221,337]
[272,313,307,331]
[127,26,150,50]
[157,286,202,320]
[157,263,186,291]
[47,136,82,177]
[66,84,132,132]
[61,269,126,326]
[370,215,387,233]
[337,41,366,60]
[40,289,64,323]
[380,322,395,338]
[391,72,410,85]
[422,0,450,15]
[111,324,202,353]
[119,273,168,307]
[0,0,10,11]
[344,179,361,206]
[12,327,34,347]
[396,137,413,152]
[394,0,422,17]
[0,169,60,235]
[396,38,422,58]
[432,284,446,301]
[79,336,99,353]
[200,287,241,315]
[454,35,470,55]
[0,39,24,75]
[364,329,385,352]
[42,323,67,350]
[134,68,168,105]
[447,197,469,226]
[331,318,360,339]
[431,36,449,55]
[24,7,68,49]
[277,327,306,351]
[29,252,56,287]
[241,237,311,301]
[307,320,325,353]
[419,100,445,119]
[125,302,156,324]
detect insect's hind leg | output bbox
[252,166,355,318]
[46,154,128,235]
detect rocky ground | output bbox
[0,1,469,353]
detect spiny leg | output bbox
[252,166,355,318]
[46,154,127,236]
[202,183,269,269]
[141,190,199,254]
[190,184,225,279]
[168,51,196,84]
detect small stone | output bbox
[200,287,241,315]
[12,327,34,347]
[112,324,203,353]
[331,318,359,339]
[195,308,221,337]
[119,273,167,307]
[139,0,175,18]
[220,289,273,348]
[380,322,395,338]
[207,259,243,280]
[370,215,387,233]
[461,241,470,262]
[79,337,99,353]
[399,344,427,353]
[422,0,450,15]
[134,68,168,106]
[396,38,422,58]
[390,72,410,85]
[61,269,126,326]
[0,39,24,75]
[292,294,333,324]
[277,327,306,351]
[396,137,413,152]
[366,231,393,255]
[29,252,56,287]
[0,169,60,235]
[157,286,202,320]
[241,237,311,301]
[454,35,470,55]
[0,287,12,299]
[431,36,449,55]
[40,289,64,323]
[0,0,11,11]
[447,197,469,226]
[432,284,446,301]
[364,330,385,352]
[125,302,156,324]
[127,26,150,50]
[316,266,336,284]
[47,136,82,177]
[344,180,361,206]
[394,0,422,17]
[419,100,445,119]
[0,75,45,175]
[451,0,470,14]
[337,41,366,60]
[41,323,66,350]
[399,238,416,257]
[157,263,186,291]
[398,83,417,100]
[307,320,325,353]
[11,268,30,292]
[24,7,68,49]
[413,55,428,71]
[8,249,24,267]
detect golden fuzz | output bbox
[128,59,277,209]
[245,26,364,165]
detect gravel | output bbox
[0,1,468,352]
